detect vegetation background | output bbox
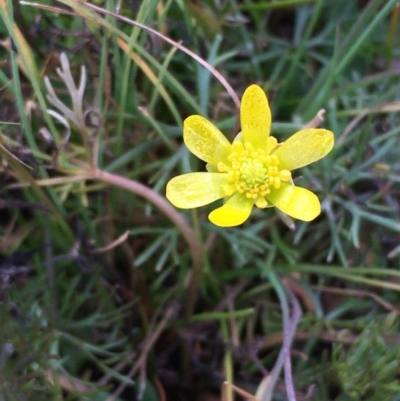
[0,0,400,400]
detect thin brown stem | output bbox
[91,169,204,319]
[80,2,241,109]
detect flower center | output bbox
[217,137,291,208]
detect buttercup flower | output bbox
[166,84,334,227]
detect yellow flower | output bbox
[166,84,334,227]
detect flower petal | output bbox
[273,128,334,171]
[209,192,253,227]
[166,172,228,208]
[240,84,271,150]
[266,183,321,221]
[184,115,232,165]
[206,163,218,172]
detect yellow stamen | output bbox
[224,138,292,209]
